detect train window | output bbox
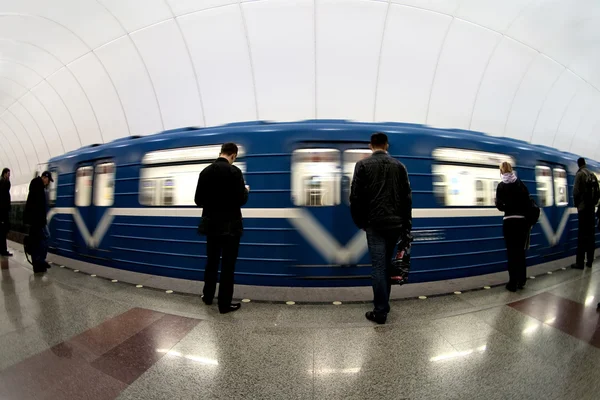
[535,166,554,207]
[75,166,93,207]
[94,162,116,207]
[291,149,341,206]
[431,164,502,207]
[342,149,371,204]
[139,144,246,206]
[139,163,247,206]
[48,171,58,207]
[553,168,568,207]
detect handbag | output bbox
[390,232,413,285]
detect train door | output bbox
[290,143,370,268]
[535,163,570,257]
[73,161,116,261]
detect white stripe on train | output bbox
[46,207,577,264]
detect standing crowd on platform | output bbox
[1,137,599,324]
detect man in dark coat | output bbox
[350,133,412,324]
[573,158,600,269]
[195,143,249,314]
[24,171,53,273]
[0,168,12,257]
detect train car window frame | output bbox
[291,148,341,207]
[342,149,371,205]
[94,162,116,207]
[431,148,514,207]
[139,144,246,207]
[48,170,58,207]
[535,166,554,208]
[552,167,568,207]
[75,166,94,207]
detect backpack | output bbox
[519,180,540,226]
[582,169,600,207]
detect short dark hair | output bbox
[370,132,388,148]
[1,168,9,177]
[220,142,238,156]
[577,157,586,168]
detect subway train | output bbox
[8,120,600,287]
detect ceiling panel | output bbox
[0,60,43,88]
[316,0,387,121]
[456,0,528,33]
[95,36,163,136]
[0,112,38,172]
[178,4,257,126]
[20,92,65,157]
[0,120,27,178]
[427,19,501,129]
[243,0,315,121]
[390,0,459,15]
[375,5,452,123]
[131,19,204,130]
[167,0,238,16]
[99,0,172,33]
[8,102,51,161]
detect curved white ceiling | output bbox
[1,0,600,184]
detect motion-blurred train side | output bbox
[8,120,600,287]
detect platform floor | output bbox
[1,245,600,399]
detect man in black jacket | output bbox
[24,171,53,273]
[0,168,12,257]
[350,133,412,324]
[573,158,600,269]
[195,143,249,314]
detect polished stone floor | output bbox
[1,247,600,399]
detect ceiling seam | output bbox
[23,90,66,155]
[567,98,596,152]
[0,116,31,174]
[0,128,20,174]
[468,35,504,129]
[0,128,13,172]
[0,58,46,79]
[528,67,567,143]
[371,0,392,122]
[551,85,581,148]
[14,97,52,160]
[501,51,539,137]
[425,16,454,125]
[239,1,260,120]
[2,107,41,165]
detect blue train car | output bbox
[44,120,600,287]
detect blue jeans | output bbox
[366,228,402,317]
[30,226,49,267]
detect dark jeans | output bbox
[203,234,241,309]
[0,220,8,254]
[576,209,596,267]
[366,228,402,318]
[29,226,49,270]
[503,218,528,286]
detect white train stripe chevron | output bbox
[46,207,577,263]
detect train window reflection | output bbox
[48,171,58,206]
[291,149,341,206]
[535,166,553,207]
[75,166,93,207]
[431,164,501,207]
[343,149,371,204]
[553,168,568,207]
[94,162,116,207]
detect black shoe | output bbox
[219,303,241,314]
[517,281,526,289]
[586,264,593,268]
[33,268,47,274]
[505,283,517,292]
[43,262,51,269]
[365,311,386,325]
[0,252,13,257]
[572,264,584,270]
[201,295,212,305]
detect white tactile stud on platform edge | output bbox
[454,291,461,295]
[241,299,251,303]
[547,271,553,275]
[112,279,118,283]
[73,270,79,273]
[286,301,295,305]
[530,276,536,279]
[484,286,491,289]
[333,301,342,305]
[136,285,143,288]
[418,296,427,300]
[166,290,173,294]
[90,274,96,277]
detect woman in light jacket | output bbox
[495,162,530,292]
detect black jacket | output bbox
[495,178,530,217]
[24,177,48,228]
[0,177,10,223]
[350,151,412,231]
[573,166,599,212]
[195,158,248,236]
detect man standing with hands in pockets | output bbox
[195,143,249,314]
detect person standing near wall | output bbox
[573,157,600,269]
[0,168,12,257]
